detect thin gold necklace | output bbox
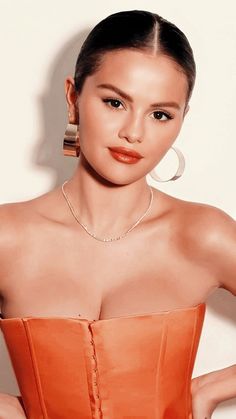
[61,180,154,242]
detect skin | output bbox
[0,49,235,418]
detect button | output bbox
[90,339,94,345]
[94,368,97,372]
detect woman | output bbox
[0,9,235,419]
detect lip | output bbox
[108,146,143,159]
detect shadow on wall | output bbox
[0,333,19,394]
[32,28,91,188]
[207,288,236,327]
[0,28,93,396]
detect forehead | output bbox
[84,49,188,105]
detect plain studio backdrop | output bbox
[0,0,236,417]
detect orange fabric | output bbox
[0,303,206,419]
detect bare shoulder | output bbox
[0,201,25,250]
[0,202,28,296]
[165,192,235,250]
[157,188,234,230]
[184,198,236,294]
[175,194,234,227]
[177,196,235,246]
[0,185,64,227]
[0,186,64,269]
[162,191,236,293]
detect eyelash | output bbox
[102,98,174,121]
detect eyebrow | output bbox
[96,83,181,110]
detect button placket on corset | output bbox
[88,321,103,418]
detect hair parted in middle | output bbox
[74,10,196,106]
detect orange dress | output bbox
[0,302,206,419]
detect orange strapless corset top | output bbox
[0,303,206,419]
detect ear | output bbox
[64,76,79,124]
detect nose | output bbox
[118,112,144,143]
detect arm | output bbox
[17,396,27,414]
[0,392,26,418]
[191,364,236,419]
[191,363,236,402]
[0,208,27,417]
[190,207,236,418]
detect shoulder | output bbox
[178,197,235,239]
[0,190,63,293]
[0,197,42,236]
[0,201,25,242]
[156,189,234,232]
[169,194,236,294]
[0,185,65,228]
[0,202,27,295]
[0,201,34,263]
[180,198,235,253]
[0,184,68,251]
[157,189,235,236]
[0,188,61,259]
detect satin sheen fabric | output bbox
[0,302,206,419]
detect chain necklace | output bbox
[61,180,154,242]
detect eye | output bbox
[102,98,173,121]
[102,98,124,109]
[152,111,173,122]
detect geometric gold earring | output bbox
[63,123,80,157]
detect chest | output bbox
[1,222,216,319]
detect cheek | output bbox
[77,106,112,156]
[148,119,183,158]
[151,119,182,142]
[80,100,117,137]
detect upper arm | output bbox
[192,204,236,296]
[211,210,236,296]
[0,203,20,296]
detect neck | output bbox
[64,158,154,237]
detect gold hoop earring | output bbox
[63,123,80,157]
[148,146,185,182]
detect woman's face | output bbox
[66,49,189,185]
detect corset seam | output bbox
[22,320,48,418]
[184,307,202,419]
[155,315,167,416]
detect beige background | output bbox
[0,0,235,417]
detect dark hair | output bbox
[74,10,196,104]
